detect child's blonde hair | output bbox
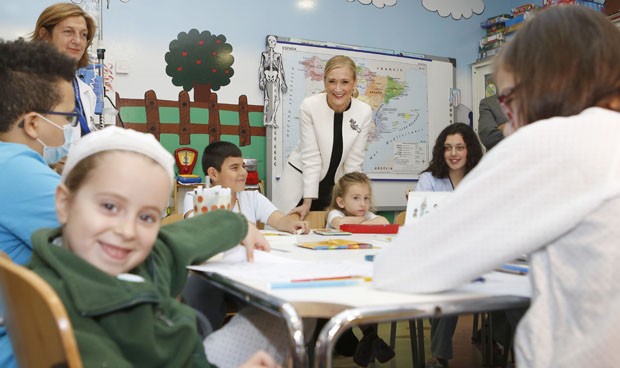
[328,171,375,212]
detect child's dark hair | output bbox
[328,172,374,212]
[201,141,242,174]
[0,39,76,133]
[422,123,483,179]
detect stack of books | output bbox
[543,0,605,12]
[478,14,511,60]
[505,4,537,34]
[478,4,539,61]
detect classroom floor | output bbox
[331,314,490,368]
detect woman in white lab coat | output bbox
[32,2,98,139]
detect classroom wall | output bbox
[0,0,539,112]
[0,0,539,200]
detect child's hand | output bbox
[239,350,282,368]
[363,216,390,225]
[240,222,271,262]
[291,221,310,234]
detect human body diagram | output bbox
[259,35,287,127]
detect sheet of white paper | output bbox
[188,245,373,284]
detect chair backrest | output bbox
[306,211,328,229]
[394,211,406,226]
[0,252,83,368]
[161,212,185,226]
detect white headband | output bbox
[61,126,175,185]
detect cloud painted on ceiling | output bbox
[346,0,397,9]
[421,0,485,20]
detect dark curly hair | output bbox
[0,39,76,133]
[422,123,483,179]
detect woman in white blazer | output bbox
[278,55,372,219]
[32,3,98,140]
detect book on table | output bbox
[296,238,373,250]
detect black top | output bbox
[312,111,344,210]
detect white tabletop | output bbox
[189,231,531,367]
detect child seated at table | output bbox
[325,172,393,367]
[27,126,285,368]
[326,172,389,230]
[184,141,309,234]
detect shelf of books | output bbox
[478,1,607,62]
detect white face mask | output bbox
[35,114,74,164]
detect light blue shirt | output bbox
[415,172,453,192]
[0,143,60,265]
[0,142,60,368]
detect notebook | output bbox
[313,229,352,236]
[296,238,372,250]
[404,191,452,225]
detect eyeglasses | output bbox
[37,110,81,127]
[497,86,518,121]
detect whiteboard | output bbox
[266,36,455,211]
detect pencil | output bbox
[290,275,367,283]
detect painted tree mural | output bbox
[165,29,235,102]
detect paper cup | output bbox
[193,185,232,213]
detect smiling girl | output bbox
[414,122,483,368]
[416,123,483,192]
[28,127,282,368]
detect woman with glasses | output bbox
[375,6,620,367]
[31,2,98,138]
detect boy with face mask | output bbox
[0,38,78,368]
[0,39,77,265]
[0,37,77,368]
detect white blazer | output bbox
[276,93,372,212]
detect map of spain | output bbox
[280,51,430,178]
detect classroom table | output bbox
[189,232,531,368]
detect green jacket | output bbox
[28,210,248,368]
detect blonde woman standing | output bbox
[277,55,372,219]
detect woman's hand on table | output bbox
[288,198,312,220]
